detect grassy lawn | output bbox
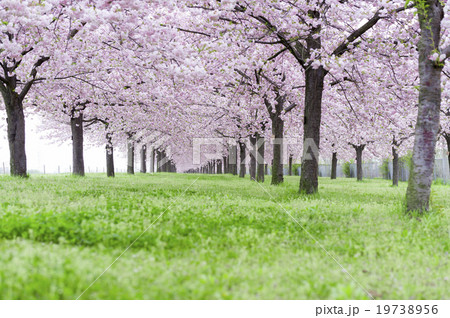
[0,173,448,299]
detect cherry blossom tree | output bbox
[406,0,450,212]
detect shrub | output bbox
[380,159,390,179]
[292,164,301,176]
[342,161,351,178]
[401,152,413,170]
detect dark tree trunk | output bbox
[223,156,228,174]
[71,112,85,176]
[249,135,256,181]
[392,146,399,187]
[256,133,264,182]
[127,137,134,174]
[3,91,27,177]
[299,67,325,193]
[352,144,365,182]
[217,159,222,174]
[406,1,444,212]
[106,133,115,177]
[229,145,238,175]
[156,150,162,172]
[264,164,268,175]
[331,152,337,180]
[149,147,155,173]
[239,141,246,178]
[271,113,284,185]
[161,151,168,172]
[288,155,293,176]
[445,133,450,173]
[140,144,147,173]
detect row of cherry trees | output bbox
[0,0,449,212]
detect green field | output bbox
[0,174,448,299]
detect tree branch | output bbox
[332,5,412,57]
[19,56,50,100]
[284,103,297,113]
[177,28,211,37]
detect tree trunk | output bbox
[249,135,256,181]
[331,152,337,180]
[217,159,222,174]
[353,144,365,182]
[229,145,238,175]
[392,146,399,187]
[445,133,450,173]
[288,155,293,176]
[127,137,134,174]
[271,114,284,185]
[140,144,147,173]
[161,151,168,172]
[264,164,268,175]
[71,113,85,176]
[106,133,115,177]
[223,156,228,173]
[4,91,27,177]
[156,150,162,172]
[239,141,246,178]
[299,67,325,193]
[406,1,443,212]
[149,147,155,173]
[256,133,264,182]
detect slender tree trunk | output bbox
[217,159,222,174]
[106,133,115,177]
[140,144,147,173]
[249,135,256,181]
[299,67,325,193]
[256,133,265,182]
[353,145,365,182]
[229,145,238,175]
[223,156,228,173]
[264,164,268,175]
[127,137,134,174]
[288,155,293,176]
[406,1,443,212]
[392,146,399,187]
[71,112,85,176]
[445,133,450,173]
[331,152,337,180]
[149,147,155,173]
[271,115,284,185]
[156,150,162,172]
[161,151,168,172]
[239,141,246,178]
[3,91,27,177]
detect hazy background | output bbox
[0,114,127,174]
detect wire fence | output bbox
[0,164,128,175]
[318,157,449,183]
[2,155,449,184]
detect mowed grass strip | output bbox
[0,173,448,299]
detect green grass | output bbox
[0,173,448,299]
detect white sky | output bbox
[0,114,127,174]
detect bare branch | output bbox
[332,4,413,57]
[177,28,211,37]
[284,103,297,113]
[19,56,50,100]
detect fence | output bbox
[1,164,128,175]
[317,156,449,183]
[2,156,449,183]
